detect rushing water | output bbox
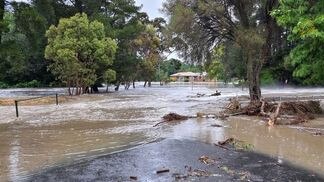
[0,85,324,181]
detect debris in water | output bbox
[223,98,322,125]
[199,155,216,165]
[211,90,221,96]
[197,93,206,97]
[217,138,254,151]
[218,138,234,145]
[210,124,223,127]
[153,113,189,127]
[162,113,189,121]
[156,169,170,174]
[314,132,323,136]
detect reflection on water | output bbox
[0,86,324,180]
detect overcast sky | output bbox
[135,0,165,19]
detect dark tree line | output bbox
[0,0,167,91]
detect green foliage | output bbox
[14,80,41,88]
[261,70,276,86]
[155,69,170,82]
[0,82,9,89]
[272,0,324,85]
[179,64,203,73]
[206,45,225,80]
[0,12,29,85]
[133,24,161,82]
[45,13,117,93]
[103,69,116,84]
[159,58,182,76]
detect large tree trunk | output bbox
[247,58,262,101]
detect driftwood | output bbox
[162,113,189,121]
[153,113,189,127]
[223,98,322,125]
[211,91,221,96]
[156,169,170,174]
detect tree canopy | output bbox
[45,13,117,95]
[272,0,324,85]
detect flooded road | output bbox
[0,86,324,181]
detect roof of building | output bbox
[170,72,202,77]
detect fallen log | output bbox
[156,169,170,174]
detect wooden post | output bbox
[55,93,58,105]
[15,100,19,117]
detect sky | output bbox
[135,0,165,19]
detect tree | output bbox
[0,0,6,42]
[96,0,147,90]
[205,45,225,81]
[272,0,324,85]
[133,24,161,87]
[45,13,117,95]
[103,69,116,92]
[163,0,280,101]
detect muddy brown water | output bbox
[1,86,324,181]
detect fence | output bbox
[14,93,59,117]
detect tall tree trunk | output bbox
[247,58,262,101]
[115,83,120,91]
[0,0,5,43]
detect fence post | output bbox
[55,93,58,105]
[15,100,19,117]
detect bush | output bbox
[14,80,41,88]
[261,70,275,86]
[0,82,9,89]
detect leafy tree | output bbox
[103,69,116,92]
[11,2,53,84]
[45,13,117,95]
[272,0,324,85]
[133,24,161,87]
[0,0,6,42]
[205,45,225,81]
[163,0,280,101]
[95,0,147,90]
[159,58,182,76]
[0,12,29,85]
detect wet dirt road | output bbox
[0,86,324,181]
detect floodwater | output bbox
[1,85,324,181]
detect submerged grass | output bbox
[0,96,75,106]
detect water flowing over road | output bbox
[0,85,324,181]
